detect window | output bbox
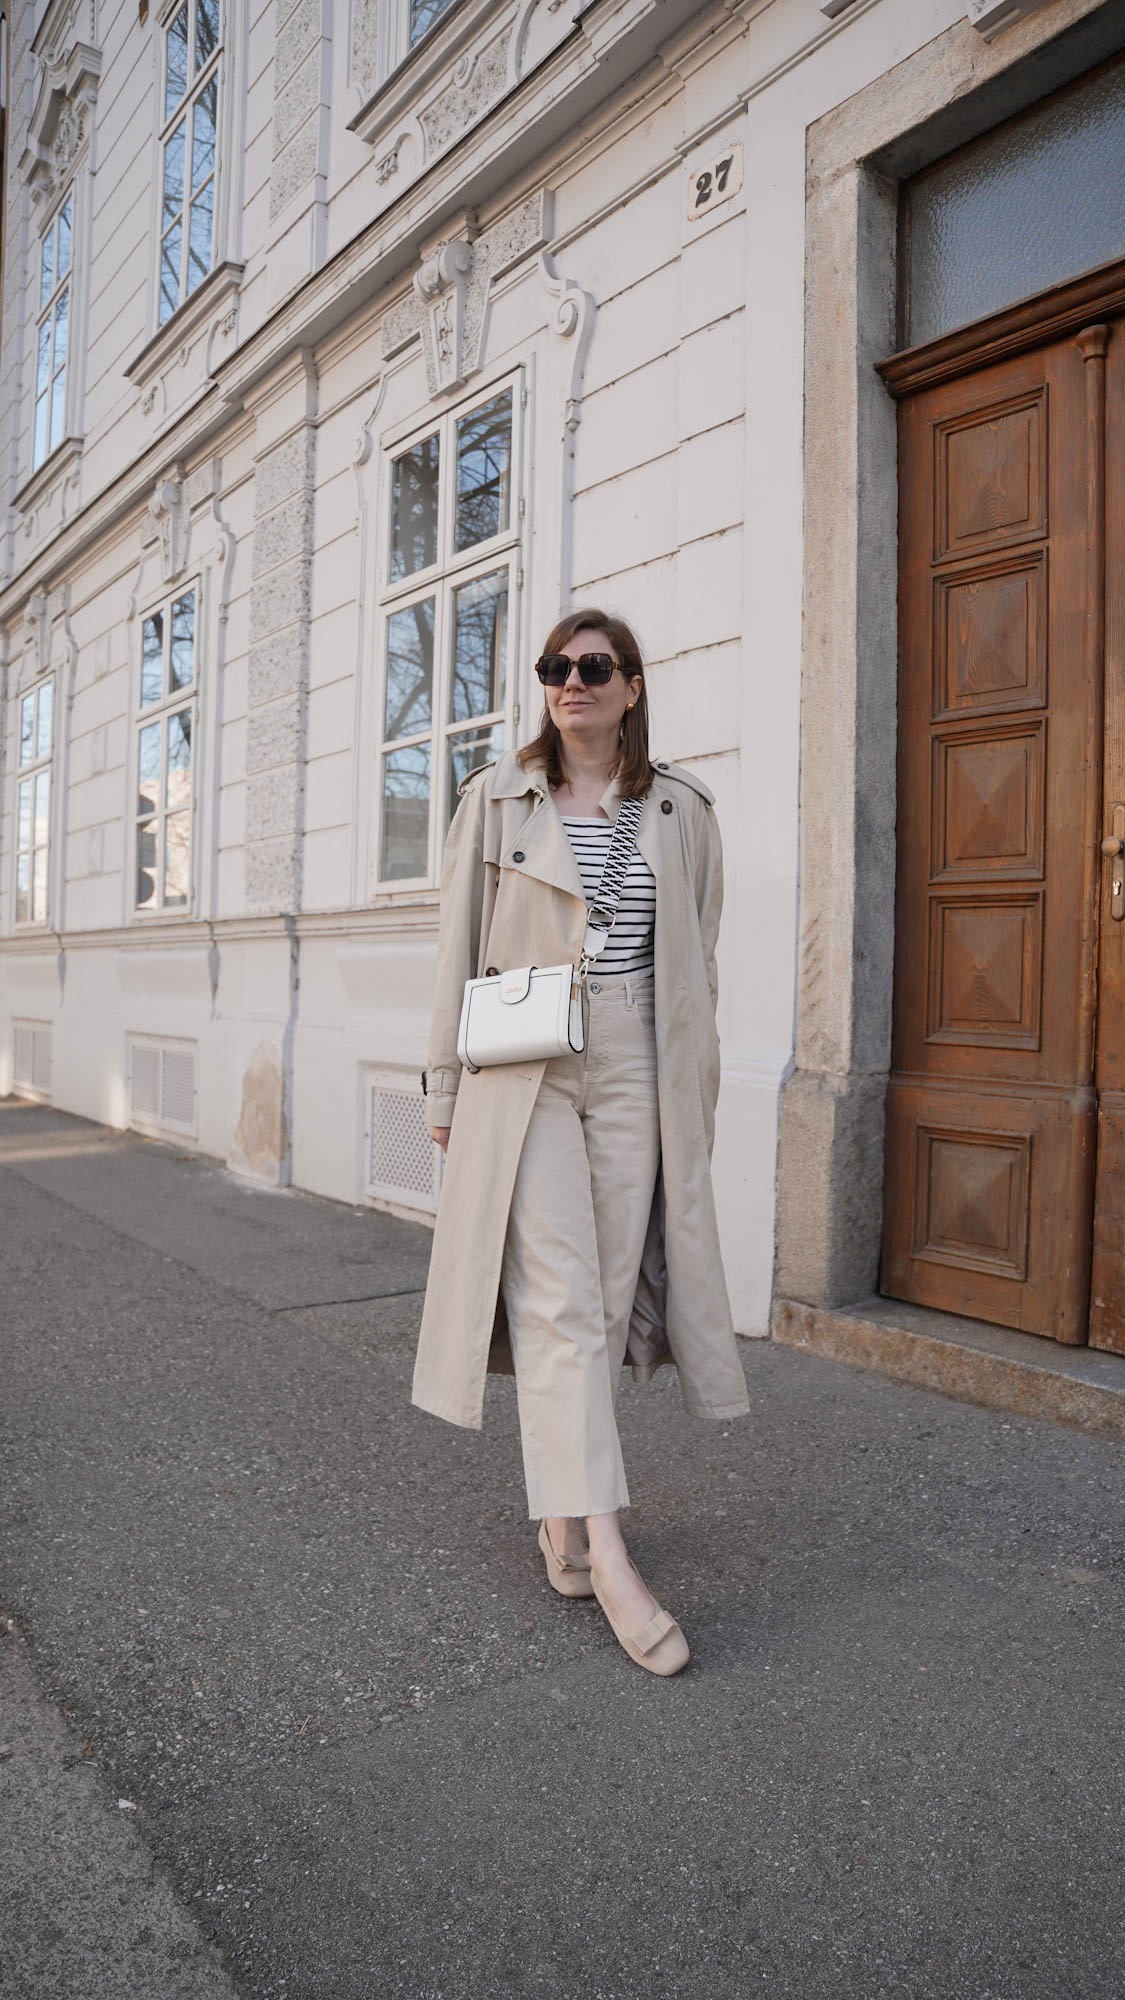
[377,380,521,886]
[409,0,455,44]
[159,0,221,327]
[15,678,54,924]
[135,585,198,912]
[34,198,71,467]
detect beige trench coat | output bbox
[411,748,750,1431]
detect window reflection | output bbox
[447,725,504,829]
[382,743,431,879]
[451,571,507,722]
[390,432,440,580]
[385,598,435,738]
[142,612,164,706]
[455,391,512,551]
[409,0,455,45]
[170,592,195,690]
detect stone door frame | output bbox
[773,0,1125,1315]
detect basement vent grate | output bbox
[366,1077,440,1214]
[129,1037,198,1138]
[12,1021,52,1097]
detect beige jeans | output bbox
[500,972,661,1519]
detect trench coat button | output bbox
[661,799,673,814]
[512,850,525,862]
[589,980,601,994]
[656,761,669,770]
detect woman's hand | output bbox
[432,1127,452,1153]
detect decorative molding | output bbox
[383,191,552,394]
[966,0,1052,39]
[20,38,101,202]
[23,592,49,676]
[144,469,188,583]
[125,261,245,394]
[12,434,84,523]
[414,238,475,393]
[538,250,595,433]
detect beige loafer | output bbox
[590,1566,690,1676]
[538,1519,595,1599]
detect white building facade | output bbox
[2,0,1124,1351]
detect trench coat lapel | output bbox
[503,787,587,904]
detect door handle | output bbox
[1103,805,1125,921]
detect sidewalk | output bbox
[1,1098,1123,2000]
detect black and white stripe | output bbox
[562,817,656,976]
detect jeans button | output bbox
[589,980,601,994]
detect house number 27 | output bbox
[686,141,744,223]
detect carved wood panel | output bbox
[934,391,1047,560]
[883,337,1098,1343]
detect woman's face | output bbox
[544,629,643,748]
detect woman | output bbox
[414,609,749,1676]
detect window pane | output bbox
[188,185,213,293]
[36,318,51,398]
[160,220,183,324]
[18,777,32,849]
[53,287,69,372]
[192,79,217,191]
[389,432,439,581]
[136,822,157,907]
[16,851,30,925]
[34,771,50,846]
[142,612,164,706]
[57,199,72,278]
[446,724,504,829]
[410,0,454,45]
[455,390,512,551]
[381,743,430,881]
[384,598,434,739]
[196,0,220,67]
[170,592,195,690]
[907,59,1125,346]
[19,694,35,765]
[36,680,53,758]
[451,570,508,722]
[32,846,48,921]
[166,5,189,118]
[166,708,192,813]
[163,121,185,228]
[164,812,191,907]
[40,225,54,310]
[34,393,49,469]
[138,722,161,817]
[50,374,66,453]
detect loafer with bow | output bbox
[538,1518,595,1598]
[590,1563,690,1676]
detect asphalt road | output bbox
[1,1098,1123,2000]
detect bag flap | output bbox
[499,966,534,1004]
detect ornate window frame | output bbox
[12,673,56,930]
[16,29,100,506]
[371,366,526,892]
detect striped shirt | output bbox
[561,816,656,977]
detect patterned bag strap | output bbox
[581,793,646,967]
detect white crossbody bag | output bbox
[456,794,646,1074]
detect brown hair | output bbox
[516,607,655,800]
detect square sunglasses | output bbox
[534,652,628,687]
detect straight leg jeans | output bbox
[499,972,661,1519]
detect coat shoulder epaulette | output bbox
[457,760,497,798]
[651,761,715,806]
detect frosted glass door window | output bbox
[906,60,1125,346]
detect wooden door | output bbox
[882,317,1122,1345]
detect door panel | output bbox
[882,335,1102,1341]
[1090,320,1125,1352]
